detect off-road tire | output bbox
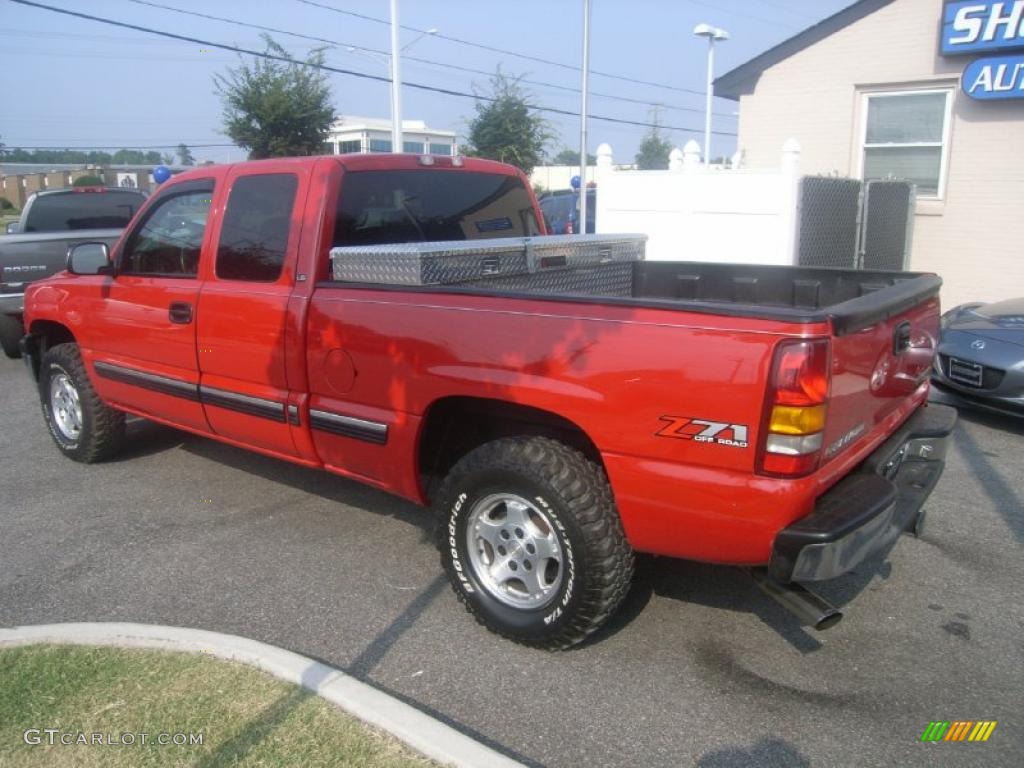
[39,343,125,463]
[436,436,634,649]
[0,314,21,358]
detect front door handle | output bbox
[169,301,193,324]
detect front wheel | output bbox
[436,436,634,649]
[39,343,125,463]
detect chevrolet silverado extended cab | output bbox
[1,187,146,357]
[21,154,955,648]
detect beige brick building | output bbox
[715,0,1024,309]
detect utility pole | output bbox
[389,0,402,153]
[578,0,592,236]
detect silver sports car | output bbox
[931,298,1024,416]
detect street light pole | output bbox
[578,0,592,236]
[693,23,729,165]
[389,0,402,153]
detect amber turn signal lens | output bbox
[769,404,827,435]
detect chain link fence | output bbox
[796,177,915,271]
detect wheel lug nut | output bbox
[509,561,518,571]
[500,530,510,540]
[524,561,532,571]
[497,545,506,556]
[526,543,536,554]
[515,528,524,539]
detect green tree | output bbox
[635,128,673,170]
[177,143,195,166]
[551,148,596,166]
[72,175,104,187]
[463,71,551,176]
[215,35,336,159]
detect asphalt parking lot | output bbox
[2,354,1021,767]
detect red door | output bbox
[194,164,309,459]
[87,178,216,432]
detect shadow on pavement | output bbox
[698,736,811,767]
[592,552,895,654]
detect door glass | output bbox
[120,187,213,277]
[216,174,298,282]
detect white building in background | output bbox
[324,116,457,156]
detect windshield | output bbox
[24,190,145,232]
[333,169,540,246]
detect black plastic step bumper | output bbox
[768,403,957,583]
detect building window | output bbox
[321,142,336,155]
[861,89,952,199]
[338,140,361,154]
[368,139,392,153]
[429,142,453,156]
[403,140,424,153]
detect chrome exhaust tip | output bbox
[749,568,843,631]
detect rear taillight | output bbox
[757,339,831,477]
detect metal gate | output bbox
[796,177,915,270]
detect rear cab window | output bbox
[216,174,298,282]
[24,190,146,232]
[332,169,540,248]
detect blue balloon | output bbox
[153,165,172,184]
[570,174,581,189]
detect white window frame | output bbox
[857,87,953,201]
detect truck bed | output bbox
[328,239,941,336]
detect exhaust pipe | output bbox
[749,568,843,631]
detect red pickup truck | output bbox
[20,153,955,649]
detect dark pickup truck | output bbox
[0,186,145,357]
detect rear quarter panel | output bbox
[305,287,834,560]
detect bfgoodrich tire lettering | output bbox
[436,436,634,649]
[39,343,125,463]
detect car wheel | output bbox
[0,314,22,359]
[39,343,125,463]
[436,436,634,649]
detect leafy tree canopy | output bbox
[462,71,552,176]
[0,148,164,165]
[635,128,673,170]
[551,149,596,166]
[176,144,195,166]
[216,35,336,159]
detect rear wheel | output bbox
[436,436,634,649]
[39,343,125,463]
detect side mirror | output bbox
[66,242,112,275]
[5,222,18,234]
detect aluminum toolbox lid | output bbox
[330,233,647,286]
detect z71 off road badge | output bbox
[656,416,749,448]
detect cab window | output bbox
[216,174,298,282]
[119,184,213,277]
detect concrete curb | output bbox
[0,622,525,768]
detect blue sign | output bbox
[962,53,1024,98]
[941,1,1024,56]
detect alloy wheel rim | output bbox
[49,373,83,441]
[465,493,563,610]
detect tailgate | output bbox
[821,279,941,466]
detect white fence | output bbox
[594,139,802,265]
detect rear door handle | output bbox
[169,301,193,324]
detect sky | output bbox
[1,0,854,165]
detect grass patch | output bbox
[0,644,437,767]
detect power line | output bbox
[294,0,708,97]
[4,143,233,149]
[124,0,734,118]
[8,0,738,138]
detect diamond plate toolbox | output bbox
[330,233,646,286]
